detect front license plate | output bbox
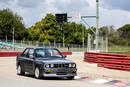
[57,69,66,72]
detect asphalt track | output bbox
[0,57,115,87]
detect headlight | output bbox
[69,64,76,68]
[45,64,54,68]
[72,64,76,68]
[50,64,54,68]
[45,64,49,68]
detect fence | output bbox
[84,52,130,71]
[1,39,130,53]
[0,40,87,52]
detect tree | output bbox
[108,31,120,45]
[27,14,90,45]
[27,14,62,43]
[99,26,109,38]
[99,25,115,37]
[0,8,26,40]
[118,24,130,40]
[64,22,86,44]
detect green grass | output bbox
[102,46,130,55]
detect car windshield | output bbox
[35,48,63,58]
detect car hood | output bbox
[36,58,75,64]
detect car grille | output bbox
[54,64,69,68]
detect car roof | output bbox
[25,47,57,50]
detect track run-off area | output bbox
[0,55,130,87]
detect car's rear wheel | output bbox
[67,76,74,80]
[35,67,41,79]
[17,65,25,75]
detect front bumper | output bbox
[42,68,77,77]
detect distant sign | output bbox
[55,13,67,23]
[72,13,81,20]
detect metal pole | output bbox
[82,26,84,52]
[80,21,84,52]
[54,38,56,48]
[96,0,99,51]
[6,32,7,42]
[12,27,15,51]
[63,34,64,48]
[13,28,14,45]
[62,27,65,48]
[21,40,22,46]
[106,36,108,52]
[102,36,104,52]
[82,18,96,34]
[87,33,91,52]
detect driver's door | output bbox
[24,48,34,72]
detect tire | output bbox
[17,65,25,75]
[34,67,41,79]
[67,76,74,80]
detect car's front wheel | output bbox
[67,76,74,80]
[34,67,41,79]
[17,65,25,75]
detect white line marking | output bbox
[74,76,81,80]
[89,78,109,84]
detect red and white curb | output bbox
[74,76,130,87]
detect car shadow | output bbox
[19,73,74,81]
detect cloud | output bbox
[0,0,17,8]
[99,8,130,28]
[17,0,44,8]
[52,0,89,13]
[0,0,10,3]
[0,0,130,29]
[101,0,130,11]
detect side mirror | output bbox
[17,54,22,57]
[63,55,67,58]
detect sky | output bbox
[0,0,130,29]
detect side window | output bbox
[35,49,45,58]
[28,49,34,58]
[22,49,29,57]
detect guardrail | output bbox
[0,52,22,57]
[61,52,72,55]
[84,52,130,71]
[0,52,72,57]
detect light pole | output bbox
[61,26,65,48]
[54,38,56,48]
[12,27,14,45]
[96,0,99,51]
[6,31,7,42]
[82,23,84,51]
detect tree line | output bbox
[0,8,130,46]
[0,9,26,40]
